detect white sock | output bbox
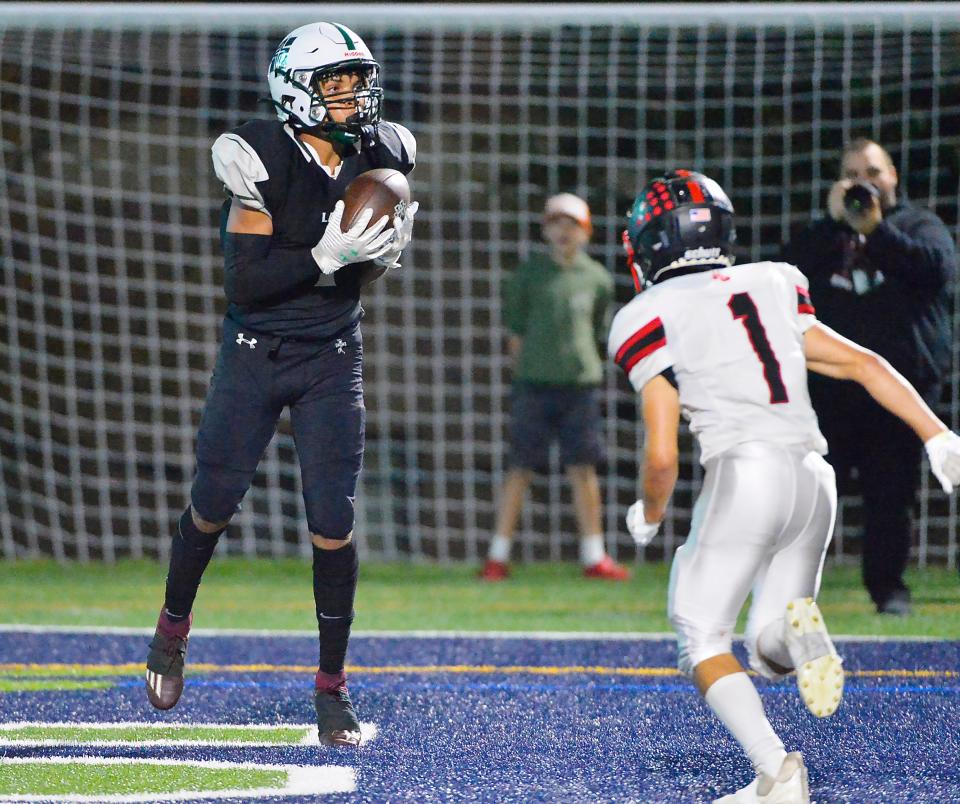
[579,534,606,567]
[757,618,793,671]
[704,672,786,778]
[487,534,512,563]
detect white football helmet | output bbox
[267,22,382,143]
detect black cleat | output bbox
[315,670,361,747]
[877,589,912,616]
[145,610,191,710]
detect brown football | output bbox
[340,168,410,234]
[335,168,411,289]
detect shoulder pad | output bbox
[364,121,416,174]
[212,120,292,215]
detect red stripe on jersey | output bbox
[615,317,664,365]
[687,182,705,203]
[796,285,815,315]
[615,317,667,375]
[623,335,666,373]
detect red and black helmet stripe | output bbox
[796,286,815,315]
[686,181,705,203]
[615,317,666,374]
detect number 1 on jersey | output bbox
[728,292,789,404]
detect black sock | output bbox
[163,508,225,621]
[313,540,358,675]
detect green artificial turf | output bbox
[0,763,285,796]
[0,724,311,743]
[1,558,957,637]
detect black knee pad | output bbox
[190,462,247,525]
[305,493,358,542]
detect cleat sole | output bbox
[319,729,362,748]
[788,597,844,718]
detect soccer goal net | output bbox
[1,4,958,566]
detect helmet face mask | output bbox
[623,170,737,290]
[268,22,383,144]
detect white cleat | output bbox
[713,751,809,804]
[785,597,844,718]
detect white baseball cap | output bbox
[544,193,592,234]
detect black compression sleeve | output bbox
[222,232,333,306]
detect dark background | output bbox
[1,14,958,562]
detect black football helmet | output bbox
[623,170,736,291]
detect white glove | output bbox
[626,500,660,547]
[311,200,395,275]
[374,201,419,270]
[925,430,960,494]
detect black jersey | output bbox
[212,119,416,338]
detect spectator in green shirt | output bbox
[481,194,630,582]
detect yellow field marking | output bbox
[0,663,956,679]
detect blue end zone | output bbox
[1,631,958,802]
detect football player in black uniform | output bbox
[144,21,417,747]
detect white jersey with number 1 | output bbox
[607,261,828,463]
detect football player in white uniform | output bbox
[608,170,960,804]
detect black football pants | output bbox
[190,316,365,540]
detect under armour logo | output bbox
[236,333,257,349]
[335,338,347,354]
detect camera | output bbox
[843,181,880,214]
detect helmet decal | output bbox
[330,23,356,50]
[624,170,737,290]
[269,36,296,77]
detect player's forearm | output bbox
[642,458,678,523]
[638,375,681,522]
[853,352,946,443]
[222,232,322,305]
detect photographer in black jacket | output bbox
[783,138,957,615]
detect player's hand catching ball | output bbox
[924,430,960,493]
[374,201,419,270]
[311,200,395,275]
[626,500,660,547]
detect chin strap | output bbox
[326,128,362,153]
[263,95,379,154]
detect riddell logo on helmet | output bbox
[343,50,364,57]
[683,247,722,260]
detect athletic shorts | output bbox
[507,383,603,471]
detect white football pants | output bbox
[667,442,837,677]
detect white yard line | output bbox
[0,721,379,748]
